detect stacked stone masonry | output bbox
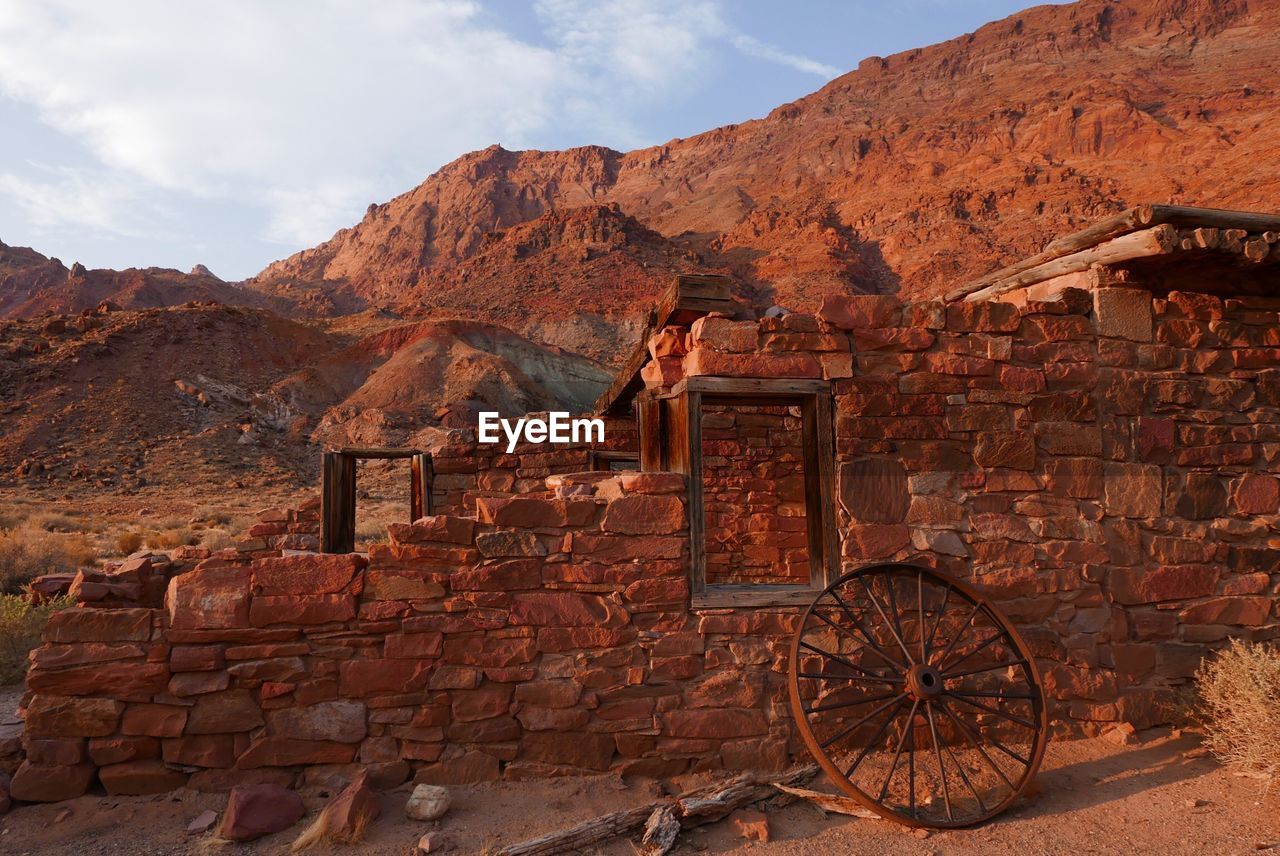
[701,404,810,585]
[17,285,1280,799]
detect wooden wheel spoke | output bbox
[879,571,915,666]
[924,701,954,822]
[843,696,909,779]
[944,691,1037,730]
[796,671,902,685]
[818,692,908,750]
[916,571,927,663]
[945,659,1027,681]
[877,698,920,801]
[923,585,951,661]
[951,690,1036,701]
[858,577,916,666]
[930,601,981,669]
[829,589,907,671]
[938,630,1006,676]
[934,699,1018,791]
[806,689,900,715]
[799,640,895,682]
[941,729,988,815]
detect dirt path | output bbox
[0,730,1275,855]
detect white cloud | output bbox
[730,34,841,78]
[0,0,840,261]
[0,165,171,239]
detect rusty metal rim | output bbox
[787,561,1049,829]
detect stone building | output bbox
[12,204,1280,800]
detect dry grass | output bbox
[115,530,145,554]
[0,591,75,684]
[0,526,97,593]
[145,527,199,550]
[1196,639,1280,789]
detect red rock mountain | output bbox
[4,0,1280,492]
[250,0,1280,360]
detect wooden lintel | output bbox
[963,225,1177,302]
[948,204,1280,302]
[333,446,422,459]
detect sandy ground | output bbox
[1,723,1276,856]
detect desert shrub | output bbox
[1196,639,1280,788]
[116,530,145,554]
[0,592,75,684]
[145,527,198,550]
[200,528,235,552]
[0,527,97,593]
[28,510,91,533]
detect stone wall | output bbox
[429,415,639,516]
[663,287,1280,732]
[15,472,804,801]
[701,404,809,585]
[16,284,1280,800]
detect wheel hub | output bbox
[905,663,943,700]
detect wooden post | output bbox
[410,453,433,520]
[321,452,357,554]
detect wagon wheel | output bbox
[788,562,1047,828]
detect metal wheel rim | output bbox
[788,562,1048,829]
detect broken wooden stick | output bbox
[495,765,819,856]
[639,806,680,856]
[772,782,881,819]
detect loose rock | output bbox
[218,784,306,842]
[406,783,451,821]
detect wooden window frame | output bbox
[588,450,640,472]
[321,447,433,554]
[643,377,838,608]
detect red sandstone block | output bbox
[29,641,147,672]
[384,632,443,659]
[640,356,685,388]
[663,709,768,739]
[42,607,153,643]
[923,353,994,376]
[622,577,689,606]
[945,301,1020,333]
[851,327,934,351]
[168,670,231,697]
[519,732,616,770]
[87,736,157,766]
[236,737,357,768]
[818,294,899,330]
[387,515,476,546]
[251,553,364,596]
[1179,597,1272,626]
[510,592,628,628]
[683,348,822,379]
[1232,474,1280,514]
[167,564,250,631]
[570,533,684,562]
[100,760,189,796]
[364,569,446,601]
[26,738,86,766]
[1110,565,1219,605]
[600,494,685,535]
[689,316,758,352]
[9,760,96,802]
[615,472,684,494]
[451,559,542,592]
[186,689,265,734]
[536,627,638,652]
[339,659,430,697]
[162,734,237,767]
[170,644,225,672]
[474,497,598,528]
[249,594,355,627]
[121,703,188,737]
[840,523,909,559]
[27,661,168,701]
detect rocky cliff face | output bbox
[5,0,1280,495]
[250,0,1280,360]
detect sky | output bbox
[0,0,1043,281]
